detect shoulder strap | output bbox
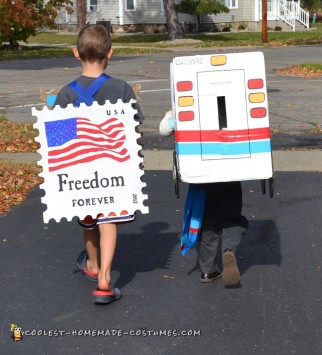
[68,73,110,106]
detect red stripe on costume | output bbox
[175,127,271,143]
[189,227,200,234]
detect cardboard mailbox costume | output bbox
[170,52,274,254]
[171,51,273,187]
[32,99,148,223]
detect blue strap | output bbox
[181,185,206,256]
[68,73,110,106]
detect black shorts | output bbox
[78,212,136,229]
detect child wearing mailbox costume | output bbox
[160,111,248,286]
[54,24,143,304]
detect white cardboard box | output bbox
[171,51,273,183]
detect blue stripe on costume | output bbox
[176,140,271,156]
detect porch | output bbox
[265,0,310,31]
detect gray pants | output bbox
[198,225,247,273]
[196,182,249,274]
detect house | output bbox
[56,0,309,33]
[202,0,310,31]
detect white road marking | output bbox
[5,77,322,109]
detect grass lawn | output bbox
[0,23,321,60]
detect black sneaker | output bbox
[200,270,222,283]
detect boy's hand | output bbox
[160,111,174,136]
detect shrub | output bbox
[238,21,248,30]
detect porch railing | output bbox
[278,3,295,30]
[277,1,309,31]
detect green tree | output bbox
[176,0,229,30]
[0,0,72,46]
[300,0,321,11]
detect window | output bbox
[225,0,238,9]
[88,0,98,12]
[126,0,136,11]
[161,0,164,11]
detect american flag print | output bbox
[45,117,130,172]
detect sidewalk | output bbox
[0,149,321,172]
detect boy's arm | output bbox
[159,111,174,136]
[53,86,75,108]
[132,101,144,122]
[53,92,66,108]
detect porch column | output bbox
[119,0,124,25]
[255,0,260,22]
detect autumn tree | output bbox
[0,0,72,46]
[176,0,229,30]
[163,0,184,40]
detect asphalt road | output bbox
[1,45,322,137]
[0,45,322,354]
[1,44,322,150]
[1,171,322,354]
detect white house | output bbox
[202,0,309,31]
[57,0,309,33]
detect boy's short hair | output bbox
[76,24,112,63]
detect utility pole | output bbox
[262,0,268,43]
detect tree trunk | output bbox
[163,0,184,40]
[76,0,87,31]
[196,14,201,32]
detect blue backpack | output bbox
[48,73,110,107]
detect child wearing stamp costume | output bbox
[160,112,248,286]
[54,24,143,304]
